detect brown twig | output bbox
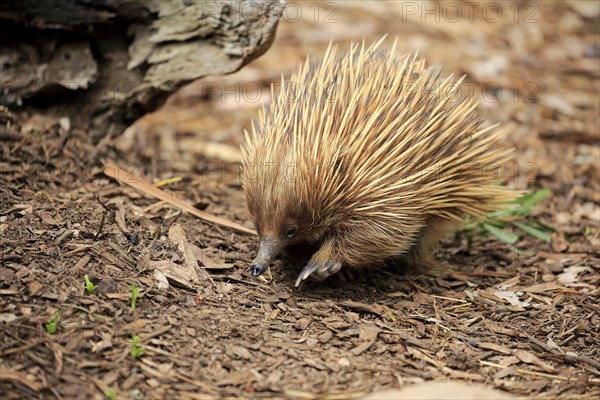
[103,162,256,236]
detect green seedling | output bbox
[45,310,61,334]
[104,389,116,400]
[130,334,144,359]
[84,274,97,295]
[459,188,555,247]
[130,284,139,311]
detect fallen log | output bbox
[0,0,285,139]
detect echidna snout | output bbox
[249,235,283,277]
[249,262,266,277]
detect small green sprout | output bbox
[45,310,61,334]
[130,334,144,359]
[104,389,116,400]
[459,189,555,247]
[84,274,97,295]
[130,284,139,311]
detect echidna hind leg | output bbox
[401,218,459,274]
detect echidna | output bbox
[241,38,515,286]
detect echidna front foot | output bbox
[294,238,343,286]
[295,260,342,287]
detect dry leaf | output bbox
[154,269,170,291]
[149,260,195,290]
[494,290,531,308]
[104,162,256,235]
[557,266,590,286]
[340,300,387,317]
[351,323,380,355]
[499,356,520,367]
[228,345,253,360]
[515,349,555,373]
[168,223,203,284]
[0,313,17,323]
[522,282,565,293]
[478,342,512,355]
[190,244,234,270]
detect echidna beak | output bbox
[249,262,266,277]
[249,235,281,278]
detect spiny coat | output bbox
[241,38,515,286]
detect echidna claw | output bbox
[295,260,342,287]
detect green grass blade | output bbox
[487,208,520,219]
[521,188,551,210]
[483,223,519,244]
[530,219,557,233]
[511,221,552,243]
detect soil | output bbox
[1,2,599,399]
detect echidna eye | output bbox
[286,227,297,238]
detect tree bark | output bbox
[0,0,285,140]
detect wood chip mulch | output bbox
[1,2,599,399]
